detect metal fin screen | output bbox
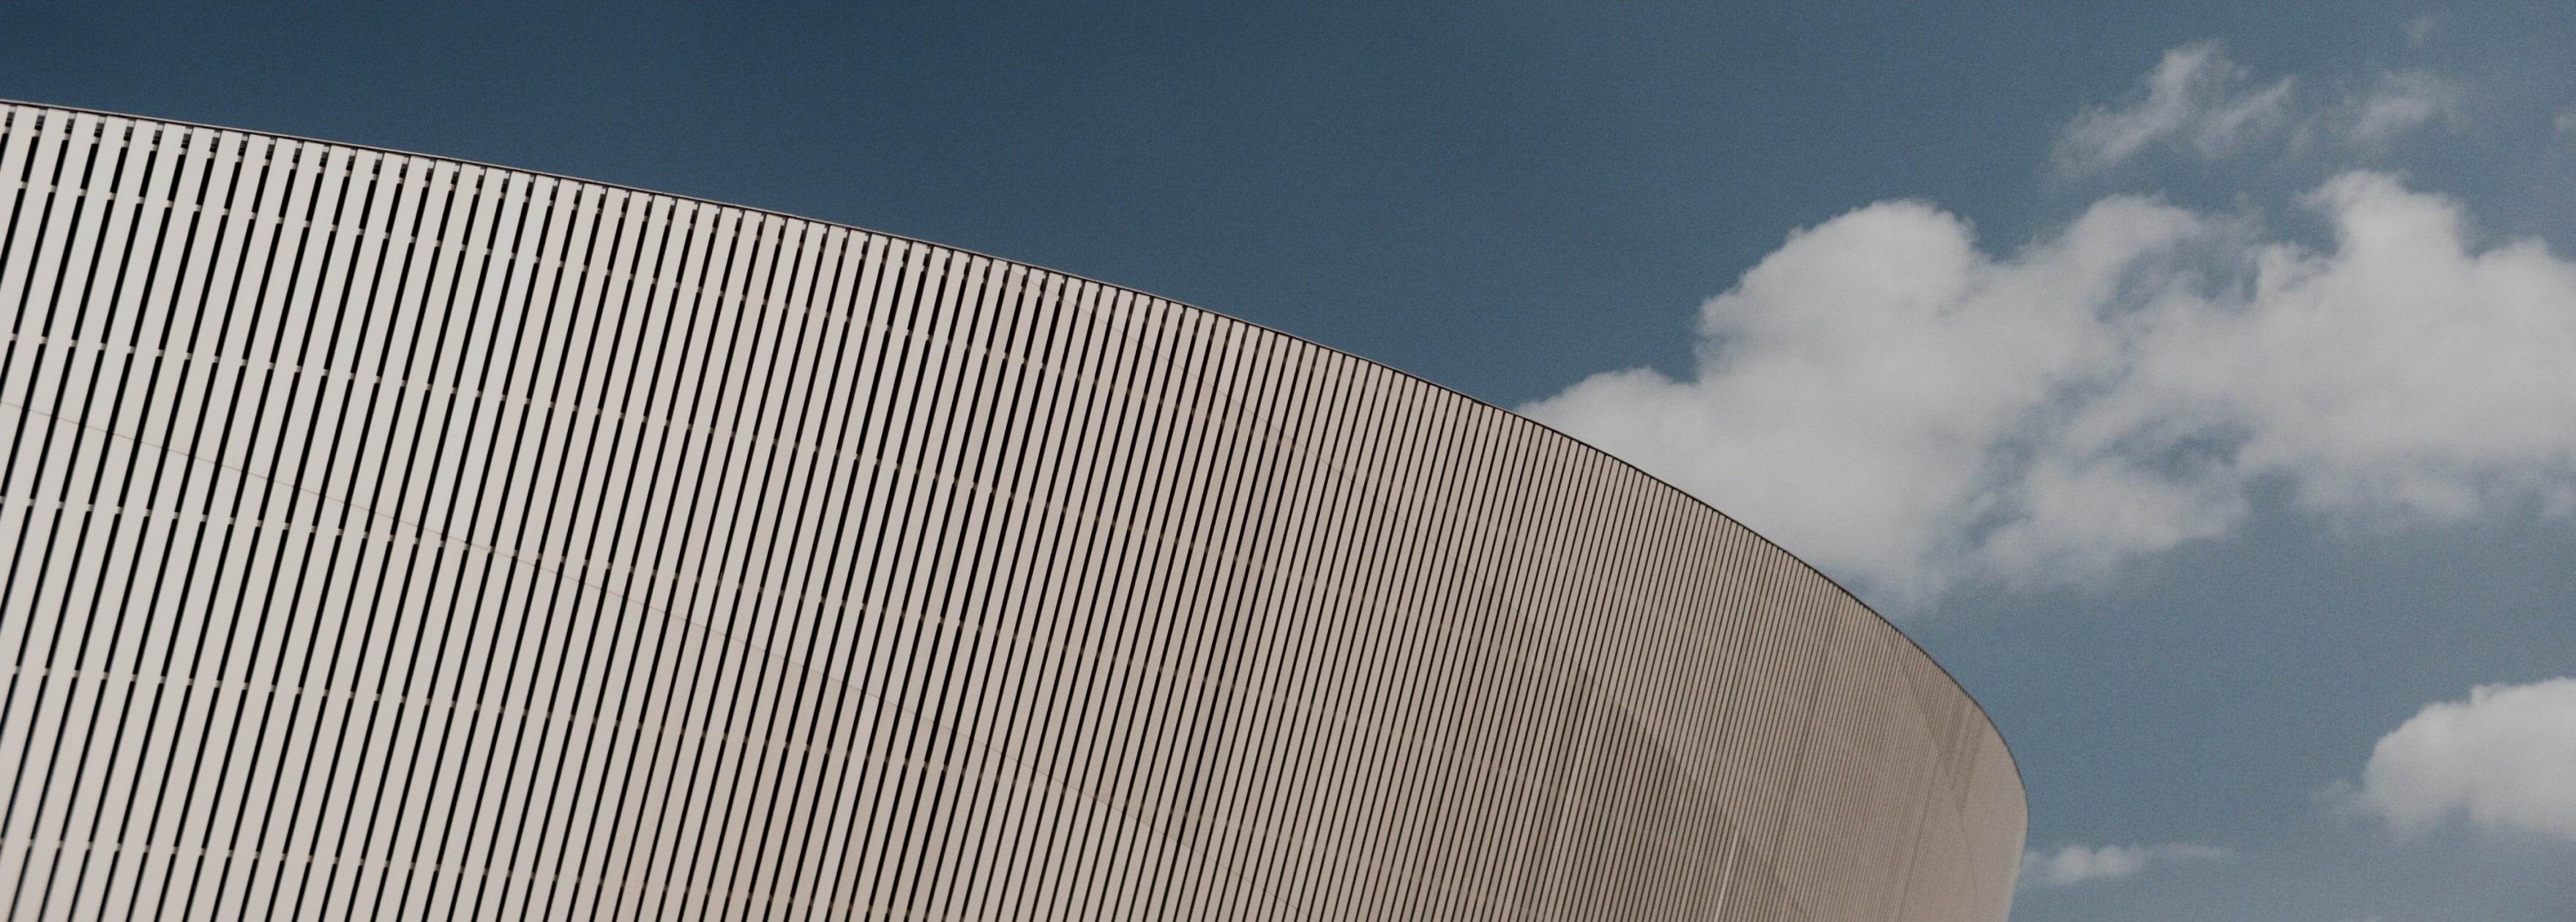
[0,103,2023,921]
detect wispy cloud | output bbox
[2343,70,2457,149]
[2341,677,2576,841]
[2057,42,2294,173]
[2405,14,2441,47]
[1522,45,2571,612]
[2019,842,2231,888]
[2055,42,2454,175]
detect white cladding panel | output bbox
[0,102,2023,921]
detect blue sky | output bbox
[6,2,2572,918]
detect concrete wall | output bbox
[0,102,2022,921]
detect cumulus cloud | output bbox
[2056,42,2452,174]
[1525,42,2561,610]
[1524,171,2576,609]
[2018,842,2231,888]
[2348,678,2576,841]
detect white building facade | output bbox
[0,102,2023,921]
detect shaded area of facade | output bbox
[0,102,2023,920]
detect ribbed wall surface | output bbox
[0,102,2023,921]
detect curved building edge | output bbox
[0,100,2023,920]
[0,96,2021,778]
[0,94,2021,779]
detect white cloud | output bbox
[2343,71,2456,148]
[2055,42,2453,174]
[1524,171,2576,610]
[2018,842,2231,888]
[2350,677,2576,841]
[2058,42,2293,173]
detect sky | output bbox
[4,1,2573,918]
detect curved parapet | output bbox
[0,102,2022,921]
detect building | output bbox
[0,102,2023,921]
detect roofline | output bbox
[0,97,2023,792]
